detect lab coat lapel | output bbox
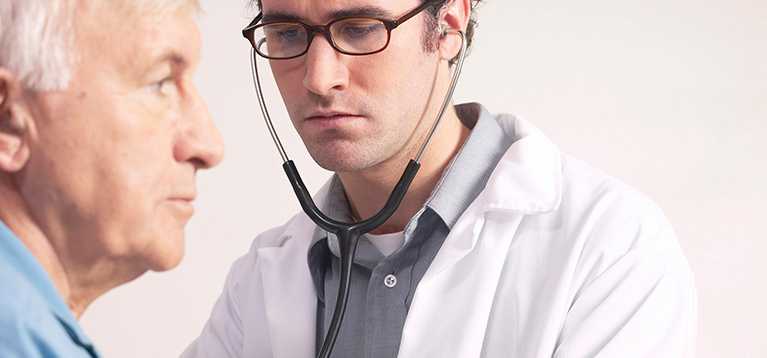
[411,115,562,285]
[398,207,526,357]
[398,115,563,357]
[257,222,316,358]
[256,181,336,358]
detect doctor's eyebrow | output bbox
[261,6,394,24]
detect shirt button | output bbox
[384,274,398,288]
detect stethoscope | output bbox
[248,30,468,358]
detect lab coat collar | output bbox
[258,111,563,357]
[410,113,563,285]
[280,112,564,245]
[478,113,563,214]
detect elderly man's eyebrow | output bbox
[261,6,394,24]
[151,51,190,69]
[140,50,191,78]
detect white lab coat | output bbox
[184,115,697,358]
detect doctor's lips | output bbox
[304,110,364,122]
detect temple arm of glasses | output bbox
[242,13,263,37]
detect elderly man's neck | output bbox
[0,183,142,318]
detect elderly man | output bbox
[0,0,223,356]
[186,0,696,357]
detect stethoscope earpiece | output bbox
[439,22,449,36]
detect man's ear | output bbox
[437,0,471,62]
[0,68,32,173]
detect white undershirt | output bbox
[364,231,406,257]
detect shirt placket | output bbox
[365,256,417,358]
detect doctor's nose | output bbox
[302,36,349,97]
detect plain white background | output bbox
[79,0,766,357]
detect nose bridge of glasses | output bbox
[305,23,337,51]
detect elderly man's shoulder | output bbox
[0,262,46,319]
[0,266,62,355]
[0,265,98,357]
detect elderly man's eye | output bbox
[149,76,178,97]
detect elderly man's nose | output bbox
[302,36,349,96]
[175,91,224,169]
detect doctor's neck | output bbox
[338,104,470,235]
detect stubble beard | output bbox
[303,121,413,173]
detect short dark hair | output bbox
[425,0,482,52]
[250,0,484,54]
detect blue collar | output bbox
[0,220,97,355]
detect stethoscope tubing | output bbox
[249,31,468,358]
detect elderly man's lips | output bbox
[167,197,195,217]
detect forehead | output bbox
[260,0,418,23]
[74,2,200,76]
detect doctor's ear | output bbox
[0,68,32,173]
[436,0,471,62]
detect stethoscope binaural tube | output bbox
[249,31,468,358]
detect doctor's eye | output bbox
[264,23,307,45]
[334,18,386,43]
[277,28,302,42]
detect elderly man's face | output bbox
[19,3,223,271]
[261,0,442,172]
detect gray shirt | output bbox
[307,103,514,358]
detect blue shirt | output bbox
[0,220,99,358]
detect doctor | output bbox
[185,0,697,357]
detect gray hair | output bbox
[0,0,75,91]
[0,0,200,92]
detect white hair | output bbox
[0,0,74,91]
[0,0,199,92]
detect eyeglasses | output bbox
[242,0,443,60]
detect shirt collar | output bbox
[308,102,512,244]
[426,103,512,228]
[0,220,97,353]
[291,104,563,252]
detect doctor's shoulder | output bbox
[556,154,686,255]
[550,153,696,297]
[220,211,314,285]
[527,154,698,355]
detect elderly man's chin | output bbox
[134,213,190,272]
[140,200,197,271]
[140,229,186,272]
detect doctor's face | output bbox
[19,3,224,272]
[261,0,443,172]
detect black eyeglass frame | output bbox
[242,0,445,59]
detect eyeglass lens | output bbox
[253,18,389,58]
